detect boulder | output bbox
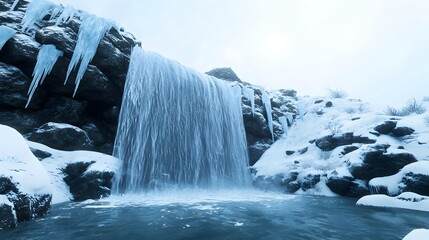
[326,175,353,196]
[392,127,415,137]
[374,121,397,135]
[205,67,241,82]
[300,174,321,191]
[349,145,417,180]
[27,122,93,151]
[0,197,17,229]
[315,132,376,151]
[345,180,370,198]
[248,139,271,166]
[401,173,429,196]
[63,162,115,201]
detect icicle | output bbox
[242,85,255,116]
[65,13,116,97]
[279,116,288,136]
[0,26,16,51]
[53,5,78,25]
[26,44,63,108]
[113,47,251,193]
[21,0,58,33]
[9,0,20,11]
[262,91,274,141]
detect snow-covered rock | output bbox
[253,96,429,198]
[0,124,52,228]
[357,192,429,212]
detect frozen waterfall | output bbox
[242,85,255,116]
[21,0,57,33]
[262,91,274,141]
[113,47,251,193]
[0,26,16,51]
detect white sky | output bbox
[53,0,429,109]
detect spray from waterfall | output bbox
[113,47,251,193]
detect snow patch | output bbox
[0,125,52,195]
[357,192,429,212]
[403,229,429,240]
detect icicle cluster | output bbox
[242,85,255,116]
[0,26,16,51]
[113,47,251,193]
[17,0,116,105]
[65,13,116,96]
[262,91,274,141]
[26,44,63,108]
[21,0,58,32]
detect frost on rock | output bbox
[262,91,274,141]
[278,116,288,136]
[9,0,20,11]
[65,13,116,96]
[0,26,16,51]
[21,0,58,33]
[26,44,63,108]
[242,85,255,116]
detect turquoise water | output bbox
[1,191,427,240]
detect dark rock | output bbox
[397,146,405,150]
[315,133,376,151]
[42,97,87,125]
[286,150,295,156]
[12,194,52,222]
[349,146,417,180]
[309,139,316,144]
[314,100,323,104]
[374,121,397,135]
[27,122,93,151]
[278,89,297,98]
[298,147,308,155]
[0,109,43,133]
[392,127,415,137]
[0,177,18,194]
[35,25,77,58]
[287,181,300,193]
[248,139,271,166]
[63,162,115,201]
[300,174,321,191]
[369,131,381,137]
[345,180,370,198]
[0,201,17,229]
[351,117,361,121]
[401,173,429,196]
[342,145,359,155]
[326,175,353,195]
[325,101,333,108]
[205,67,241,82]
[29,148,52,160]
[82,123,105,146]
[294,161,299,164]
[0,62,44,109]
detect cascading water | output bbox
[113,47,251,193]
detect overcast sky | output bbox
[53,0,429,109]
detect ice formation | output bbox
[113,47,251,193]
[9,0,20,11]
[278,116,288,136]
[65,13,116,96]
[52,5,77,26]
[262,91,274,141]
[26,44,63,108]
[0,26,16,51]
[21,0,58,32]
[242,85,255,116]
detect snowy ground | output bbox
[403,229,429,240]
[357,192,429,212]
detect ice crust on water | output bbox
[26,44,63,108]
[113,47,251,193]
[242,85,255,116]
[0,26,16,50]
[65,13,116,96]
[21,0,58,32]
[262,91,274,141]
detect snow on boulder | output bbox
[357,192,429,212]
[0,124,52,228]
[403,229,429,240]
[369,161,429,196]
[0,195,17,229]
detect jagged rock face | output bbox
[206,67,242,82]
[0,0,139,154]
